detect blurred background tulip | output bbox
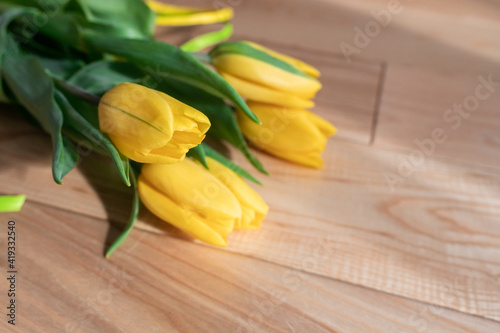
[237,102,337,168]
[99,83,210,164]
[210,41,321,108]
[146,0,233,26]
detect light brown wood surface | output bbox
[1,0,500,332]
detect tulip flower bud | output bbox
[138,159,242,247]
[237,102,337,168]
[210,41,322,109]
[98,83,210,164]
[138,156,269,246]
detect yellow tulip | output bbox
[210,41,321,108]
[138,157,269,246]
[202,157,269,229]
[98,83,210,164]
[146,0,234,26]
[237,102,337,168]
[138,159,241,247]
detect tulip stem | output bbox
[53,79,101,106]
[189,52,212,64]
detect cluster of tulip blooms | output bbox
[100,82,269,246]
[0,0,336,255]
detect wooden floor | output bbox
[1,0,500,331]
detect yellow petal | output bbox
[204,157,269,229]
[141,160,242,222]
[239,103,327,152]
[138,178,230,246]
[157,90,211,134]
[108,134,186,164]
[268,150,325,169]
[244,42,320,78]
[220,71,314,109]
[306,111,337,137]
[99,83,210,164]
[212,54,321,98]
[99,82,173,151]
[155,8,234,26]
[145,1,198,14]
[237,102,336,168]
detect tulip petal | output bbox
[138,178,231,246]
[212,54,321,98]
[99,83,211,164]
[99,83,174,151]
[155,8,234,26]
[145,1,198,14]
[141,161,241,222]
[239,103,327,152]
[269,150,325,168]
[220,71,314,109]
[244,42,320,78]
[156,90,211,134]
[306,111,338,137]
[170,131,206,146]
[211,41,311,79]
[237,102,336,168]
[110,134,186,164]
[204,157,269,229]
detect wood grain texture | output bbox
[1,202,499,333]
[2,108,500,321]
[165,0,500,75]
[225,143,500,321]
[1,0,500,330]
[374,64,500,171]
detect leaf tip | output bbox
[105,248,114,259]
[251,114,262,125]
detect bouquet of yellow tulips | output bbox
[0,0,336,256]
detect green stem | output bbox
[182,22,234,53]
[189,51,212,64]
[53,79,101,106]
[0,195,26,213]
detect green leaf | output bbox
[39,57,84,80]
[58,137,79,181]
[68,60,143,95]
[3,51,78,184]
[105,168,139,258]
[83,34,260,124]
[66,0,155,40]
[0,8,35,102]
[36,12,81,50]
[14,0,154,48]
[54,89,131,186]
[0,1,48,9]
[0,0,70,8]
[203,144,261,185]
[0,195,26,213]
[210,41,313,79]
[181,22,233,52]
[187,144,208,169]
[145,78,268,175]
